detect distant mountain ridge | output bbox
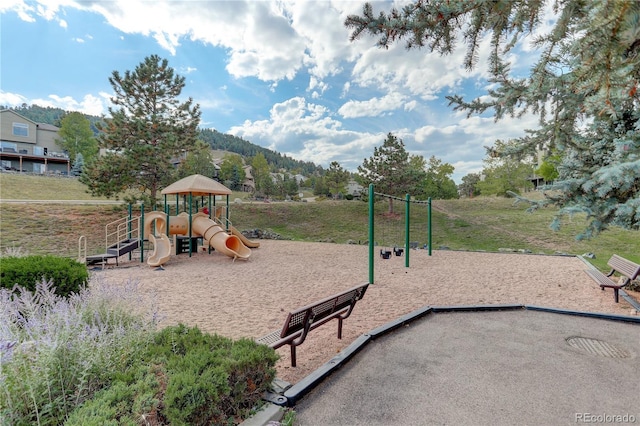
[2,104,323,175]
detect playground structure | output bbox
[81,174,258,268]
[143,211,251,266]
[368,183,432,284]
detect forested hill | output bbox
[3,104,323,175]
[199,128,321,175]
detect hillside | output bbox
[2,104,323,174]
[1,174,638,273]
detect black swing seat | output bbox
[380,248,391,259]
[393,247,404,256]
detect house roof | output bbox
[37,123,60,131]
[161,174,232,196]
[1,109,38,125]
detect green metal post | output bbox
[128,204,133,261]
[368,184,374,284]
[164,195,170,237]
[140,203,145,263]
[225,195,230,232]
[405,193,410,268]
[428,197,432,256]
[188,193,193,257]
[207,195,213,253]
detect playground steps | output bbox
[107,238,140,258]
[85,238,141,267]
[85,253,118,266]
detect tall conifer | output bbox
[81,55,201,205]
[346,0,640,237]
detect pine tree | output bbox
[80,55,201,205]
[358,133,424,212]
[346,0,640,237]
[71,152,84,177]
[325,161,350,199]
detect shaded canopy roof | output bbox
[161,174,232,196]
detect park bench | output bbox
[256,283,369,367]
[585,255,640,303]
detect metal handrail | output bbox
[77,235,86,263]
[105,215,141,250]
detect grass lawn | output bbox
[1,173,638,272]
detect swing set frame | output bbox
[368,183,432,284]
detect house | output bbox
[211,156,255,192]
[346,179,364,197]
[242,165,255,192]
[0,110,70,174]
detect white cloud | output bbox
[25,93,108,116]
[1,0,547,184]
[228,96,382,170]
[338,92,406,119]
[0,91,28,106]
[1,0,35,22]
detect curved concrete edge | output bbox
[431,303,525,313]
[366,305,434,337]
[259,302,640,422]
[524,305,640,323]
[282,304,526,408]
[284,334,372,406]
[619,289,640,312]
[239,402,285,426]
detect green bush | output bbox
[68,324,279,425]
[65,363,165,426]
[0,255,88,296]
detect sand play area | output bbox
[91,240,639,384]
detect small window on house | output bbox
[33,146,44,155]
[12,123,28,137]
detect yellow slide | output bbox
[147,234,172,267]
[192,213,251,260]
[229,225,260,248]
[209,207,260,248]
[144,212,173,267]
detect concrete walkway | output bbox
[292,307,639,426]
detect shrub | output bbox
[0,278,159,426]
[151,325,279,425]
[69,324,279,425]
[0,255,89,297]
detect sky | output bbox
[0,0,549,183]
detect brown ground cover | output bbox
[92,240,639,384]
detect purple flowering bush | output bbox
[1,273,279,425]
[0,276,159,425]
